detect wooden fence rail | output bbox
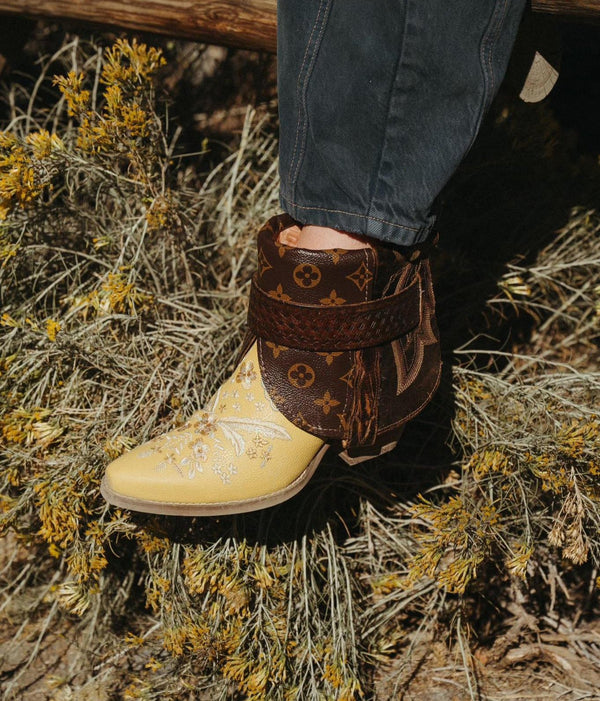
[0,0,598,53]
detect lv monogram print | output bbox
[293,263,322,288]
[249,214,441,449]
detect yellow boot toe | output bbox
[101,344,327,515]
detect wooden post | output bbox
[0,0,598,54]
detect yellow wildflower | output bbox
[0,231,19,266]
[1,406,62,447]
[46,318,61,341]
[1,312,18,327]
[101,38,166,89]
[103,434,136,459]
[53,71,90,118]
[25,129,64,159]
[55,580,92,616]
[506,543,533,580]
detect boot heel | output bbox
[338,440,398,466]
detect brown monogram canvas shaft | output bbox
[246,214,442,452]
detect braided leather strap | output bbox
[248,276,421,351]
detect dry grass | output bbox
[0,35,598,700]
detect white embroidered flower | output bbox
[189,412,217,436]
[181,456,204,479]
[138,405,292,481]
[260,445,272,469]
[212,464,230,484]
[235,361,257,389]
[193,441,209,461]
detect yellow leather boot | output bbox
[101,214,441,515]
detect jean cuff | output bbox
[280,195,434,248]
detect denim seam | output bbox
[366,0,412,224]
[466,0,510,155]
[288,0,334,203]
[282,197,422,233]
[486,0,510,103]
[287,0,327,193]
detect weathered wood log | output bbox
[531,0,600,21]
[0,0,598,54]
[0,0,278,52]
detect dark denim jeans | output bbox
[277,0,526,246]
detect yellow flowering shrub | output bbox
[0,33,598,700]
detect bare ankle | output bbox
[278,224,372,250]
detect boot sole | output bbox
[339,440,398,466]
[100,444,330,516]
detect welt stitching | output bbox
[288,0,328,192]
[342,351,351,429]
[282,198,422,232]
[364,248,371,302]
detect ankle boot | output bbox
[247,213,441,459]
[101,214,441,515]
